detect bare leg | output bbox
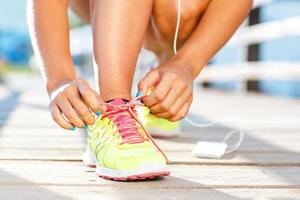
[70,0,210,98]
[69,0,90,23]
[144,0,211,63]
[90,0,153,101]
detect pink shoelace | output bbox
[100,97,169,162]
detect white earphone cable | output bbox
[173,0,181,55]
[173,0,244,154]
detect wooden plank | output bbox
[188,90,300,132]
[1,187,299,200]
[2,125,300,152]
[2,125,300,154]
[2,134,300,153]
[0,149,300,166]
[2,128,300,143]
[1,161,300,187]
[0,137,86,149]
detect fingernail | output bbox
[96,111,102,116]
[135,90,142,98]
[83,125,88,129]
[69,127,76,131]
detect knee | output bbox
[69,0,90,23]
[152,0,209,42]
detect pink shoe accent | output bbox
[98,171,170,181]
[101,98,169,162]
[105,99,145,144]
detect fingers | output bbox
[61,82,95,125]
[144,70,192,120]
[138,70,160,96]
[77,80,105,113]
[49,79,106,130]
[142,73,174,107]
[149,78,187,113]
[169,100,191,121]
[67,93,95,125]
[55,94,86,128]
[50,103,75,130]
[154,89,192,121]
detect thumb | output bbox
[138,70,160,96]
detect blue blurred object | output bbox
[210,47,242,90]
[211,0,300,98]
[259,0,300,98]
[0,31,31,65]
[260,0,300,23]
[0,0,31,65]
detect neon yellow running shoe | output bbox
[137,106,181,138]
[83,98,170,181]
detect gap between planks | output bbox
[0,183,300,189]
[2,158,300,167]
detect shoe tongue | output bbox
[106,98,144,144]
[106,98,127,111]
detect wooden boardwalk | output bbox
[1,75,300,200]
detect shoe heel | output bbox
[83,148,97,168]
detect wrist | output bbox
[46,77,76,96]
[170,54,204,80]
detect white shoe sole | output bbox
[82,148,97,168]
[82,148,170,181]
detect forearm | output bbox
[173,0,253,78]
[27,0,76,94]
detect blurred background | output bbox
[0,0,300,97]
[0,1,300,199]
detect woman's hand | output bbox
[138,59,194,121]
[49,79,104,130]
